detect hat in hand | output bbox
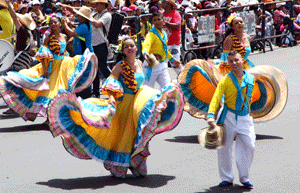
[198,124,225,150]
[16,13,36,30]
[145,54,160,68]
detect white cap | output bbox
[32,0,41,5]
[185,7,193,15]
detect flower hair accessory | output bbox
[117,36,131,53]
[227,13,239,25]
[46,14,62,25]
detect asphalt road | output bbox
[1,45,300,193]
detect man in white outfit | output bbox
[206,50,255,188]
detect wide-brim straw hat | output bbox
[16,13,36,30]
[73,6,93,21]
[90,0,109,4]
[198,124,225,150]
[248,65,288,122]
[0,0,8,8]
[145,54,160,68]
[165,0,177,8]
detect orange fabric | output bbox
[189,70,215,104]
[251,82,261,103]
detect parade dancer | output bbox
[211,13,255,76]
[142,11,181,89]
[47,37,184,178]
[0,15,97,122]
[206,50,255,188]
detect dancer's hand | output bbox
[109,95,116,108]
[206,117,217,128]
[172,60,181,68]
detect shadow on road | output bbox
[0,104,8,109]
[256,134,283,140]
[36,174,175,190]
[197,184,252,192]
[0,123,49,132]
[165,134,283,144]
[0,114,20,119]
[165,135,199,144]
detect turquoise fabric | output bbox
[217,70,254,124]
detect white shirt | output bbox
[91,9,112,46]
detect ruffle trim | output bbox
[70,49,98,93]
[129,83,184,176]
[0,78,64,120]
[100,76,124,99]
[47,83,184,178]
[178,60,218,119]
[3,71,49,90]
[35,46,54,62]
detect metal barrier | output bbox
[181,0,297,55]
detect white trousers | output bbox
[167,45,183,75]
[143,61,171,89]
[217,111,255,183]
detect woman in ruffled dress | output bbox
[0,15,97,121]
[213,14,255,76]
[47,37,184,178]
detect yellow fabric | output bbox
[140,21,151,38]
[0,9,15,43]
[142,27,173,61]
[22,55,81,101]
[208,74,253,115]
[70,86,159,153]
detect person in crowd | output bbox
[161,0,183,75]
[157,0,164,13]
[4,0,35,73]
[273,2,288,46]
[72,0,81,7]
[42,0,53,15]
[64,10,76,57]
[13,0,22,12]
[216,14,255,76]
[47,36,184,178]
[30,0,44,21]
[220,0,233,22]
[135,5,144,16]
[60,5,94,99]
[140,10,151,40]
[206,50,255,189]
[0,0,15,43]
[18,3,28,14]
[0,14,97,121]
[60,5,94,55]
[90,0,112,98]
[142,11,181,89]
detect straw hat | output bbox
[198,124,225,150]
[165,0,177,8]
[145,54,160,68]
[73,6,93,21]
[91,0,109,4]
[145,54,161,68]
[16,13,36,30]
[0,0,8,9]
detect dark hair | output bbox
[228,50,241,57]
[115,37,137,64]
[151,11,163,19]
